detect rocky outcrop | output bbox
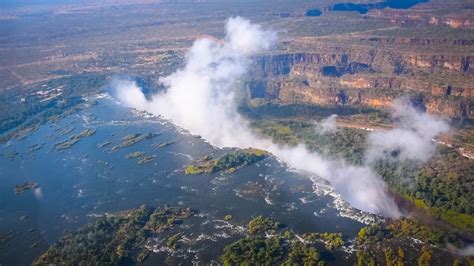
[257,52,472,76]
[368,8,474,29]
[249,50,474,119]
[358,37,474,47]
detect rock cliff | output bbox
[249,43,473,118]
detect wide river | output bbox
[0,95,375,265]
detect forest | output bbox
[246,103,474,230]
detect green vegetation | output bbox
[185,148,268,175]
[165,233,183,250]
[252,119,367,164]
[221,235,326,265]
[354,218,474,265]
[414,148,473,224]
[356,250,376,266]
[243,103,381,121]
[248,104,474,230]
[358,224,379,240]
[33,205,193,265]
[184,165,204,175]
[352,214,474,265]
[125,151,144,159]
[226,167,237,173]
[302,232,344,250]
[119,133,159,149]
[252,120,299,145]
[56,126,75,136]
[27,143,44,155]
[136,249,150,263]
[0,74,107,142]
[375,146,474,229]
[385,219,447,246]
[126,151,156,164]
[221,216,334,265]
[138,155,156,165]
[285,241,322,265]
[397,248,405,266]
[417,246,432,266]
[356,218,452,247]
[54,128,96,150]
[247,216,280,234]
[221,236,286,265]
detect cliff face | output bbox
[249,47,474,118]
[243,1,474,119]
[255,50,472,77]
[368,8,474,29]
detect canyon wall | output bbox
[249,42,473,118]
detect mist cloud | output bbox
[447,244,474,256]
[366,98,449,163]
[111,79,148,110]
[112,16,448,218]
[317,114,338,134]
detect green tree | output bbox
[418,246,432,266]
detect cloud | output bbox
[458,245,474,256]
[113,16,406,218]
[447,244,474,256]
[366,97,449,163]
[317,114,338,134]
[271,145,400,217]
[111,79,148,110]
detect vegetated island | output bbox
[125,151,145,159]
[6,150,19,160]
[125,151,156,164]
[56,126,75,136]
[15,182,39,195]
[184,148,268,175]
[111,132,159,152]
[33,205,194,265]
[138,155,156,165]
[54,128,96,150]
[220,215,343,265]
[27,143,44,155]
[153,139,180,149]
[221,215,472,265]
[98,140,112,148]
[31,209,472,265]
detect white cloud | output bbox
[111,79,148,110]
[447,243,474,256]
[318,114,338,134]
[366,98,449,163]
